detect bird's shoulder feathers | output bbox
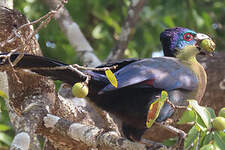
[100,57,198,93]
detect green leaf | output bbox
[0,132,12,146]
[213,131,225,150]
[188,100,211,129]
[206,107,216,119]
[200,144,215,150]
[196,114,207,131]
[0,91,8,99]
[0,124,10,131]
[162,138,177,147]
[177,108,196,124]
[105,69,118,88]
[146,91,168,128]
[199,131,207,147]
[184,125,199,149]
[217,131,225,142]
[212,143,221,150]
[202,132,213,146]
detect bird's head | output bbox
[160,27,215,60]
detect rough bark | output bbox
[0,6,56,150]
[43,114,156,150]
[199,53,225,113]
[0,0,13,8]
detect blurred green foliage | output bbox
[0,97,14,149]
[14,0,225,64]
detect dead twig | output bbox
[0,0,69,84]
[106,0,147,62]
[0,0,68,64]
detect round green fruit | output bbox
[212,117,225,131]
[72,82,89,98]
[200,39,215,52]
[218,107,225,118]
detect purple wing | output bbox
[100,57,198,93]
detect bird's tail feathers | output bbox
[0,53,87,85]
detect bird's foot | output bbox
[156,122,186,150]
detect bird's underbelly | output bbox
[90,87,195,129]
[91,87,162,128]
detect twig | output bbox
[72,64,118,71]
[156,122,186,150]
[0,0,68,65]
[18,0,68,31]
[106,0,147,62]
[0,0,69,85]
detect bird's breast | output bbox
[183,60,207,102]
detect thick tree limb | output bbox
[106,0,147,62]
[41,0,101,67]
[0,0,13,8]
[0,4,44,150]
[44,114,167,150]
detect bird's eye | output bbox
[184,33,193,41]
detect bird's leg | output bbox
[155,122,186,150]
[166,98,187,109]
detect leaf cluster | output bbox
[178,100,225,150]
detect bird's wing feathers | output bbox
[94,58,140,74]
[100,57,198,93]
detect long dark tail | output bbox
[0,53,87,85]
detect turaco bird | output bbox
[0,27,215,141]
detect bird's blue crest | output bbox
[160,27,197,57]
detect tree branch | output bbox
[10,132,30,150]
[0,4,44,150]
[44,114,166,150]
[41,0,101,67]
[106,0,147,62]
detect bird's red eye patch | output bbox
[184,33,193,41]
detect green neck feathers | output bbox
[175,45,207,102]
[175,46,199,65]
